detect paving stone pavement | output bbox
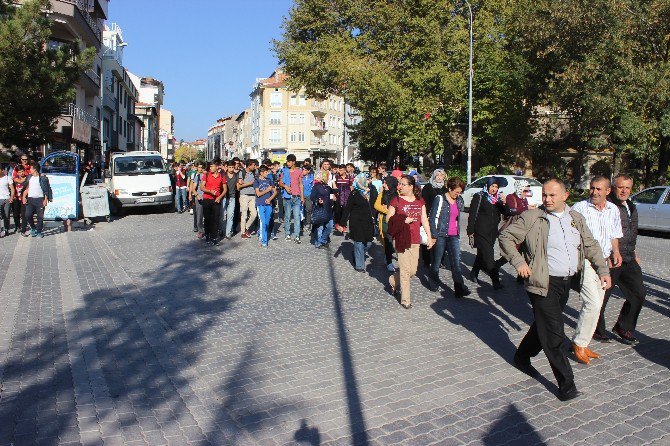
[0,210,668,446]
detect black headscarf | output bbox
[381,176,399,206]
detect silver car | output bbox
[631,186,670,232]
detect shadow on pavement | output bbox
[481,403,545,445]
[0,232,306,444]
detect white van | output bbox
[107,151,173,212]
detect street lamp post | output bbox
[465,0,474,185]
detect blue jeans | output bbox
[220,196,236,237]
[353,241,372,270]
[283,196,301,238]
[315,219,333,247]
[430,235,464,285]
[257,205,273,245]
[175,188,187,212]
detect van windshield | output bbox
[113,156,166,175]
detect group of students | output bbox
[0,156,53,239]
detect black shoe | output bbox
[558,388,582,402]
[354,268,365,273]
[428,279,439,293]
[193,227,198,233]
[613,323,639,345]
[493,282,504,290]
[592,331,612,343]
[212,239,220,246]
[455,283,471,298]
[513,354,540,378]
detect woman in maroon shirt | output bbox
[386,175,434,309]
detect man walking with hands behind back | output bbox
[571,176,623,364]
[499,179,610,401]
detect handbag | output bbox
[311,203,329,225]
[420,226,429,245]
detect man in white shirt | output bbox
[21,162,52,238]
[571,176,623,364]
[0,165,16,237]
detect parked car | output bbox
[631,186,670,232]
[462,175,543,210]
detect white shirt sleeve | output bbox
[611,204,623,239]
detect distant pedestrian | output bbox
[279,154,304,243]
[421,168,446,267]
[200,162,226,245]
[595,174,646,345]
[570,176,623,364]
[238,159,258,240]
[254,165,277,248]
[374,175,399,272]
[22,162,52,238]
[174,162,188,212]
[0,165,16,237]
[189,163,206,238]
[467,177,512,290]
[221,161,239,239]
[301,162,315,236]
[310,170,334,249]
[11,165,27,234]
[386,174,434,309]
[340,173,374,272]
[427,177,470,297]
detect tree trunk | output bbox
[658,135,670,183]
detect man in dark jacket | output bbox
[594,174,646,345]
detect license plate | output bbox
[136,197,155,203]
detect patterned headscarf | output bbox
[514,179,530,197]
[430,168,446,189]
[353,172,369,195]
[483,177,502,204]
[314,169,328,184]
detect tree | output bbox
[0,0,96,150]
[174,144,202,163]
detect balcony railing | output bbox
[59,0,102,41]
[85,68,100,85]
[61,103,99,129]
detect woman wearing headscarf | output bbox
[502,179,535,284]
[374,175,399,272]
[387,174,435,309]
[466,177,512,290]
[341,173,375,272]
[310,170,335,249]
[421,168,447,267]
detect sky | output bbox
[109,0,294,142]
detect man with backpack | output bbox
[278,154,304,243]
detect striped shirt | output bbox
[572,199,623,258]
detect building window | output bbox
[270,111,281,125]
[299,113,306,124]
[289,113,297,124]
[298,132,305,142]
[269,129,281,144]
[290,131,297,142]
[299,95,306,106]
[270,91,282,108]
[290,95,298,106]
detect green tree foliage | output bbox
[0,0,96,150]
[276,0,670,182]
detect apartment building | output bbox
[233,109,252,159]
[249,69,346,165]
[40,0,109,161]
[129,73,164,152]
[207,116,237,161]
[344,104,362,167]
[101,23,139,159]
[159,108,175,160]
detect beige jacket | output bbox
[499,207,609,297]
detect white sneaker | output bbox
[189,208,194,215]
[387,263,395,272]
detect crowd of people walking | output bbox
[172,154,648,401]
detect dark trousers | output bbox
[597,261,646,334]
[12,200,24,232]
[303,198,313,228]
[383,235,395,266]
[517,276,576,395]
[25,197,45,233]
[473,236,506,284]
[201,199,220,240]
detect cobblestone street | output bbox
[0,211,668,446]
